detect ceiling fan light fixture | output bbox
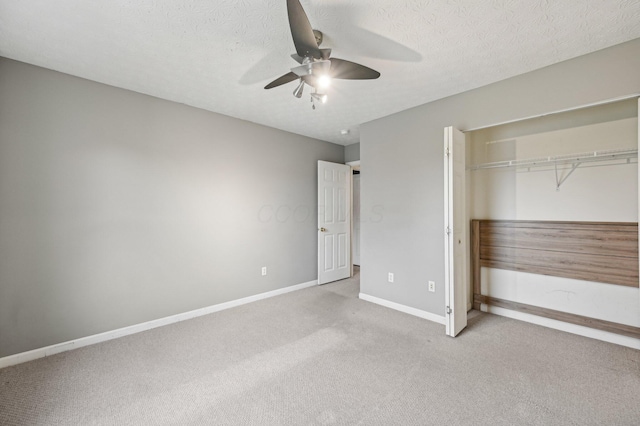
[317,74,331,89]
[311,92,328,104]
[293,80,305,98]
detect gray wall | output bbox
[345,143,360,163]
[0,58,343,357]
[360,38,640,316]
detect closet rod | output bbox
[467,148,637,171]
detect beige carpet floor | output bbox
[1,267,639,425]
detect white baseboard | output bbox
[482,304,640,350]
[359,293,446,325]
[0,280,318,369]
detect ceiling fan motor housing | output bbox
[313,30,323,46]
[291,60,331,78]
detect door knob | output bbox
[319,227,327,232]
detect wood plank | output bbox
[480,227,638,258]
[474,294,640,340]
[479,246,638,274]
[479,220,637,233]
[479,245,639,287]
[471,220,481,310]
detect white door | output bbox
[352,173,361,266]
[318,161,351,284]
[444,126,468,337]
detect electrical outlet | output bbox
[388,273,394,283]
[428,281,435,292]
[261,267,267,276]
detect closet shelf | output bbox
[467,148,637,171]
[468,148,638,190]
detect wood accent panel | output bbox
[480,225,638,258]
[477,220,639,288]
[471,220,481,310]
[470,219,640,339]
[480,248,638,288]
[474,294,640,340]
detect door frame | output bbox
[346,160,361,277]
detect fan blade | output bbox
[264,72,299,89]
[287,0,321,59]
[290,54,305,64]
[330,58,380,80]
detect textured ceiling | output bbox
[1,1,639,145]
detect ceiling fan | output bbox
[264,0,381,107]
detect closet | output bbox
[466,98,640,347]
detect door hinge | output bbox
[446,306,452,315]
[446,226,452,235]
[445,147,450,157]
